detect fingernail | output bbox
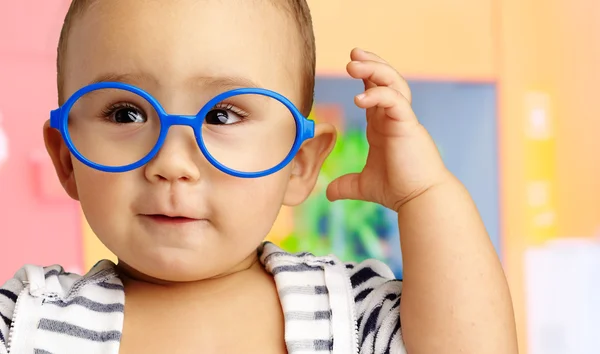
[356,93,366,100]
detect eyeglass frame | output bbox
[49,81,315,178]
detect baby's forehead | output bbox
[62,0,304,101]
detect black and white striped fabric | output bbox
[0,242,405,353]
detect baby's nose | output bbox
[144,126,203,183]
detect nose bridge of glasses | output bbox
[162,113,200,128]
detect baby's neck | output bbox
[115,253,263,296]
[116,253,285,354]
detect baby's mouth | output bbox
[144,214,201,224]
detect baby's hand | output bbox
[326,48,451,212]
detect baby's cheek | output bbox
[73,165,134,242]
[218,174,289,238]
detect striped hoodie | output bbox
[0,242,405,354]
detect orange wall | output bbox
[499,1,600,352]
[553,2,600,237]
[498,1,557,351]
[307,0,496,80]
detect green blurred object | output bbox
[280,121,394,263]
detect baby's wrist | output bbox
[392,170,456,213]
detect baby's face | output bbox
[48,0,333,282]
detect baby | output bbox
[0,0,518,353]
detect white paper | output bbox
[525,238,600,354]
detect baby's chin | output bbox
[116,256,224,284]
[115,246,260,284]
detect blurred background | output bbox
[1,0,599,353]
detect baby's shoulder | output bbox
[2,260,117,296]
[259,242,405,352]
[344,258,402,294]
[1,263,79,309]
[0,261,120,346]
[260,241,398,274]
[0,264,75,346]
[259,241,402,294]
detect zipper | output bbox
[324,260,360,354]
[343,266,360,354]
[6,285,28,353]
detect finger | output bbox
[355,86,417,123]
[348,57,377,90]
[350,47,387,64]
[347,60,412,103]
[350,48,388,91]
[326,173,363,202]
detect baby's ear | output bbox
[283,123,336,206]
[43,120,80,200]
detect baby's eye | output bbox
[113,107,146,123]
[205,103,249,125]
[101,103,147,124]
[205,109,242,125]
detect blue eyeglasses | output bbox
[50,82,315,178]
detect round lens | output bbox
[67,88,161,168]
[200,93,297,174]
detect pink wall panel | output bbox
[0,1,82,281]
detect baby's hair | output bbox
[56,0,316,116]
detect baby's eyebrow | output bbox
[87,72,264,91]
[88,72,156,86]
[187,75,262,90]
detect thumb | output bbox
[326,173,363,202]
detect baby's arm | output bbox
[397,176,518,353]
[327,48,518,353]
